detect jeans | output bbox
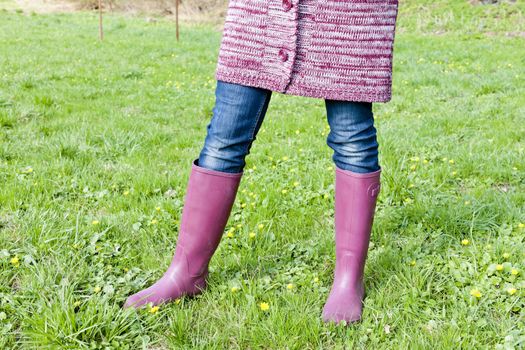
[197,80,380,174]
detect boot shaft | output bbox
[173,158,243,277]
[334,166,381,279]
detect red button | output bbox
[282,0,292,11]
[278,48,289,62]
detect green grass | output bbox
[1,1,524,348]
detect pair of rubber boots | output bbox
[123,158,381,325]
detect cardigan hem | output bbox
[215,69,392,103]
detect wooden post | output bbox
[99,0,104,40]
[175,0,179,41]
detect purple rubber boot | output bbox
[322,166,381,324]
[123,158,243,309]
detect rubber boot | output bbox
[322,165,381,324]
[124,158,243,309]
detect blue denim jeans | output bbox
[197,80,380,174]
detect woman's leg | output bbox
[124,80,272,309]
[198,80,273,173]
[322,100,382,324]
[325,100,380,173]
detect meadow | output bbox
[0,0,524,348]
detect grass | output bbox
[0,0,524,348]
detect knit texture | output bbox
[215,0,399,102]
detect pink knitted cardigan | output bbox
[215,0,399,102]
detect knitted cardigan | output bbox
[215,0,399,102]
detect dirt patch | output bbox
[485,31,525,37]
[469,0,517,4]
[8,0,227,25]
[14,0,77,13]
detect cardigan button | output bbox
[282,0,292,11]
[278,48,289,62]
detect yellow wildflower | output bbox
[470,288,482,298]
[518,223,524,229]
[231,287,239,293]
[496,264,504,271]
[259,302,270,311]
[150,219,158,225]
[93,286,101,293]
[293,181,299,187]
[503,252,510,259]
[249,232,256,239]
[461,239,469,246]
[258,224,264,230]
[149,306,159,314]
[410,164,416,170]
[507,288,517,295]
[22,166,34,174]
[449,159,455,164]
[10,256,19,266]
[313,277,319,283]
[155,206,161,211]
[92,220,100,225]
[286,283,294,290]
[281,189,288,194]
[410,260,416,266]
[282,156,289,161]
[511,269,519,276]
[123,190,130,196]
[227,231,234,238]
